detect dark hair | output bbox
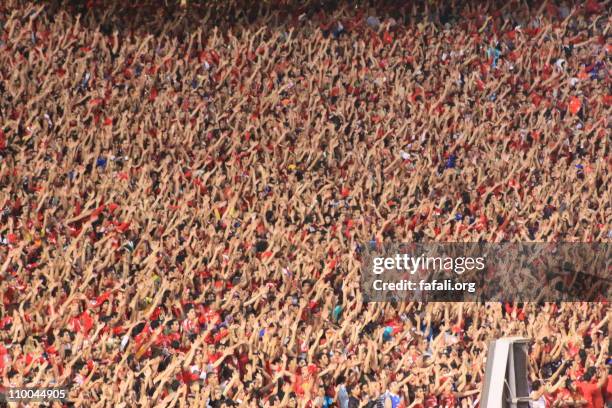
[301,279,314,288]
[73,360,86,372]
[582,366,596,381]
[60,329,73,340]
[131,322,146,337]
[158,356,171,372]
[220,365,233,382]
[133,376,142,395]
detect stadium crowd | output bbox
[0,0,610,406]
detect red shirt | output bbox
[293,372,304,396]
[554,388,576,404]
[80,311,94,335]
[425,394,438,407]
[576,381,604,408]
[207,352,223,365]
[181,318,198,334]
[0,344,6,373]
[198,306,221,325]
[441,393,456,407]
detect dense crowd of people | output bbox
[0,0,610,406]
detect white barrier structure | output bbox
[481,337,531,408]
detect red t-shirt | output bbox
[198,306,221,325]
[425,394,438,408]
[207,351,223,372]
[569,366,585,380]
[69,312,93,335]
[576,381,604,408]
[0,344,7,373]
[181,318,198,334]
[544,388,574,407]
[441,393,456,407]
[293,372,304,396]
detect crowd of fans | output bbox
[0,0,610,406]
